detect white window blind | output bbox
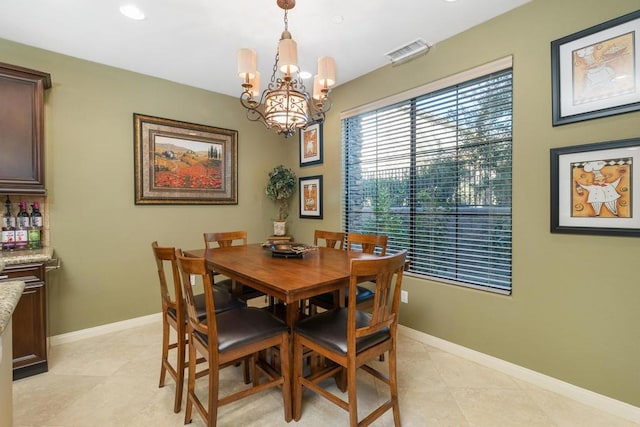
[342,66,513,294]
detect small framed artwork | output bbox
[134,113,238,205]
[551,10,640,126]
[299,175,323,219]
[299,122,323,167]
[550,137,640,236]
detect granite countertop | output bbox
[1,247,53,265]
[0,281,25,336]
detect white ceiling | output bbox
[0,0,531,97]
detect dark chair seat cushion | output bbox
[294,308,389,356]
[313,285,374,306]
[167,288,245,320]
[194,307,287,353]
[215,279,263,298]
[197,288,246,316]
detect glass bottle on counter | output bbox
[28,202,42,249]
[1,196,16,251]
[17,201,30,228]
[30,202,43,227]
[14,201,29,249]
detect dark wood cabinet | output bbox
[0,63,51,195]
[0,262,47,379]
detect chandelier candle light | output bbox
[237,0,336,138]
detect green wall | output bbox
[1,0,639,409]
[0,38,288,335]
[295,0,639,408]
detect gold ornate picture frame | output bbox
[134,113,238,205]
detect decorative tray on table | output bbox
[263,242,315,258]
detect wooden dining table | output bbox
[184,243,378,329]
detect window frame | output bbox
[341,57,513,294]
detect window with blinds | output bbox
[342,67,512,294]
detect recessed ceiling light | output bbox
[120,4,146,20]
[299,71,312,79]
[331,15,344,24]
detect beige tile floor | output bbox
[12,320,637,427]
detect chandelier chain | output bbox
[284,7,289,32]
[271,49,279,84]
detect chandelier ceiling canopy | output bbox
[237,0,336,138]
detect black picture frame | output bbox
[299,122,323,167]
[299,175,323,219]
[551,10,640,126]
[550,137,640,236]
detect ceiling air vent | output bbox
[385,38,431,66]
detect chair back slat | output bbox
[370,268,396,323]
[151,241,182,314]
[314,230,345,250]
[347,251,406,345]
[346,232,388,255]
[204,230,248,248]
[176,250,216,339]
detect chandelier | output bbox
[237,0,336,138]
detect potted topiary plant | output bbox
[265,165,296,236]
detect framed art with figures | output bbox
[550,137,639,236]
[551,10,640,126]
[299,122,323,167]
[299,175,323,219]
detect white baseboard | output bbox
[399,325,640,424]
[48,314,638,423]
[49,312,162,346]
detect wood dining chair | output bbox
[203,231,264,302]
[344,232,388,310]
[151,241,247,413]
[313,229,345,250]
[176,250,292,427]
[292,250,407,426]
[308,232,388,314]
[295,230,347,317]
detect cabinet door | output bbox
[1,262,48,379]
[11,281,47,376]
[0,62,51,194]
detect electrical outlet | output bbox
[401,290,408,303]
[189,274,196,286]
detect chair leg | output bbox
[243,358,251,384]
[389,347,401,426]
[184,332,196,425]
[174,329,186,413]
[280,332,293,422]
[159,318,169,388]
[347,361,359,427]
[335,367,347,393]
[208,360,219,427]
[252,353,260,387]
[292,335,304,421]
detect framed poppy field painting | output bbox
[134,113,238,205]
